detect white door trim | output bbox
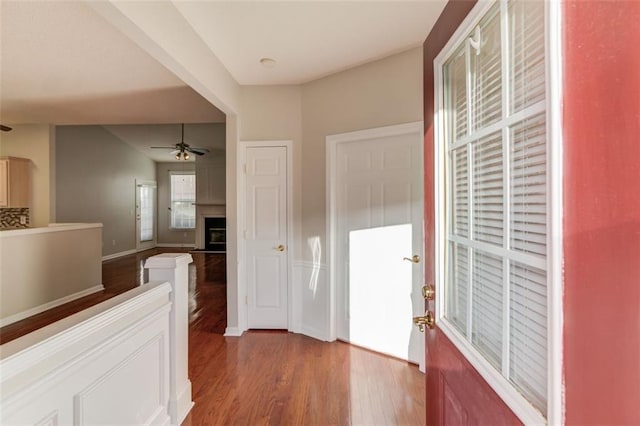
[237,140,294,334]
[326,121,424,343]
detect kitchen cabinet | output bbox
[0,157,31,208]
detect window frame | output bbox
[433,0,563,424]
[169,171,196,230]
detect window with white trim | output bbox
[441,0,548,416]
[170,172,196,229]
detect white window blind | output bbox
[170,172,196,229]
[442,0,548,416]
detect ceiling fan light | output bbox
[175,152,181,160]
[184,152,190,160]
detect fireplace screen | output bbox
[204,217,226,252]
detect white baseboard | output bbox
[0,284,105,328]
[155,243,196,248]
[102,249,137,261]
[171,380,194,425]
[223,327,244,337]
[300,325,329,342]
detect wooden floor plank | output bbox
[0,248,425,425]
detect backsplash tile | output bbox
[0,208,30,229]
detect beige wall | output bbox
[156,162,196,245]
[55,125,156,257]
[0,124,55,227]
[0,224,102,323]
[234,50,422,263]
[238,85,303,257]
[300,47,423,261]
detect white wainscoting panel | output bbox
[294,261,329,341]
[0,283,172,426]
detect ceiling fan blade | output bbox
[0,124,13,132]
[185,147,209,155]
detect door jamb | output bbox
[326,121,424,342]
[237,140,295,333]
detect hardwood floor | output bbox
[0,248,425,425]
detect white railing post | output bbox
[144,253,194,425]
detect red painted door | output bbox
[422,1,527,424]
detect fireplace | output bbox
[204,217,226,252]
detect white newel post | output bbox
[144,253,194,425]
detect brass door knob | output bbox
[403,254,420,263]
[413,311,435,332]
[275,244,285,252]
[422,285,435,300]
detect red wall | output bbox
[562,1,640,423]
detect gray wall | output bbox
[56,125,156,256]
[156,161,196,245]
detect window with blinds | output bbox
[441,0,548,416]
[170,172,196,229]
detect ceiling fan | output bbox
[151,123,209,160]
[1,125,13,132]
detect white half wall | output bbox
[0,283,173,426]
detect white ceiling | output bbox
[0,1,225,125]
[1,0,446,134]
[174,1,447,85]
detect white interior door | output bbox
[334,125,423,365]
[245,146,288,329]
[136,180,157,251]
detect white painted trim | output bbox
[172,381,195,426]
[432,0,563,424]
[293,260,327,271]
[223,327,243,337]
[101,248,137,261]
[326,134,338,342]
[0,284,105,328]
[237,140,295,334]
[0,223,102,238]
[299,325,328,342]
[155,243,196,248]
[326,121,424,344]
[546,0,564,424]
[294,260,329,339]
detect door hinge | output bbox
[243,163,247,174]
